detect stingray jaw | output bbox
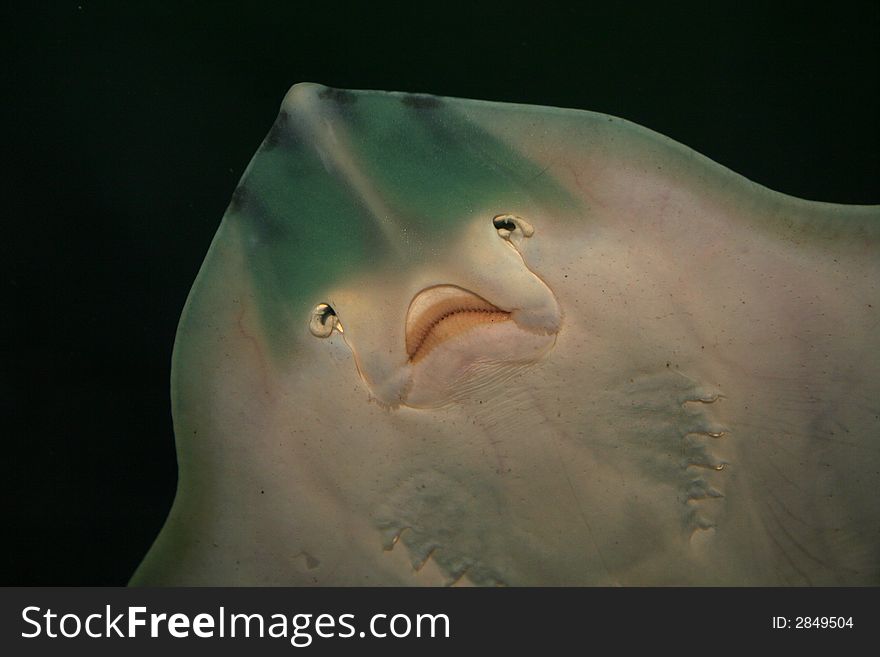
[390,282,558,408]
[405,285,512,363]
[329,270,562,409]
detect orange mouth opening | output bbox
[405,286,511,363]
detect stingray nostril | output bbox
[309,303,343,337]
[492,214,535,243]
[492,216,517,232]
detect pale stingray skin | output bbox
[131,83,880,586]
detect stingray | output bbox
[131,84,880,586]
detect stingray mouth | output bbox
[405,285,512,363]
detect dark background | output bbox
[4,2,878,585]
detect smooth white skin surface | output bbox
[132,87,879,586]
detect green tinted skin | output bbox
[229,86,578,357]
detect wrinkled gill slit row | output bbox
[405,285,511,363]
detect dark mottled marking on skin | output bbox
[402,94,443,109]
[230,183,288,246]
[261,110,289,151]
[228,184,249,213]
[262,110,309,153]
[319,88,358,105]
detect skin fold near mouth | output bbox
[405,285,511,363]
